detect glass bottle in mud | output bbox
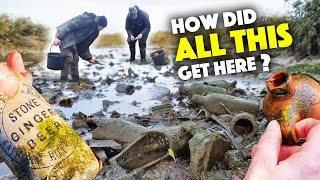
[0,66,101,179]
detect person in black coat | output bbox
[54,12,107,83]
[125,6,151,63]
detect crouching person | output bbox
[54,12,107,83]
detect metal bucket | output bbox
[150,50,166,65]
[47,44,65,70]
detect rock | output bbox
[203,80,237,91]
[55,109,67,120]
[145,76,157,83]
[115,84,135,95]
[162,71,170,77]
[96,93,105,98]
[136,85,142,90]
[58,97,74,107]
[83,92,94,99]
[72,112,97,129]
[151,104,173,112]
[110,111,121,118]
[42,92,58,104]
[69,83,95,90]
[92,119,148,143]
[188,128,231,173]
[150,86,170,100]
[128,68,138,78]
[102,100,119,109]
[101,76,115,86]
[72,118,89,129]
[86,139,122,150]
[190,93,259,116]
[179,83,227,97]
[90,111,105,117]
[229,88,247,96]
[92,148,108,161]
[93,71,100,76]
[224,150,241,170]
[131,101,138,106]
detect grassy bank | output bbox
[95,33,126,47]
[0,14,48,54]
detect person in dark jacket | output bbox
[53,12,107,83]
[125,6,150,63]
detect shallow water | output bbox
[28,47,268,119]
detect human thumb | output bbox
[0,63,19,97]
[245,120,282,179]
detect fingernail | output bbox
[268,120,278,129]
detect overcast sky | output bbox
[0,0,290,35]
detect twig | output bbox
[220,103,232,115]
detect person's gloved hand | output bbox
[245,119,320,179]
[53,38,61,46]
[130,35,135,41]
[88,59,97,64]
[0,51,32,97]
[136,33,142,40]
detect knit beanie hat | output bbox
[98,16,107,27]
[129,7,138,18]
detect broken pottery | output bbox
[264,70,320,144]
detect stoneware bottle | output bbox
[263,70,320,145]
[0,62,100,179]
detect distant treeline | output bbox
[289,0,320,57]
[0,13,48,55]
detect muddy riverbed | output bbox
[0,47,288,179]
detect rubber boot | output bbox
[129,47,136,61]
[140,47,147,64]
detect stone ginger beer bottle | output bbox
[0,65,100,179]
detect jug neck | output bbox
[267,70,295,99]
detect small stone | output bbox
[131,101,138,106]
[72,118,89,129]
[55,109,67,120]
[86,139,122,150]
[92,148,107,161]
[115,84,135,95]
[110,111,121,118]
[90,111,105,117]
[59,97,73,107]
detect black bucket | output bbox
[47,44,65,70]
[150,50,166,65]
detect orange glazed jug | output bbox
[263,70,320,145]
